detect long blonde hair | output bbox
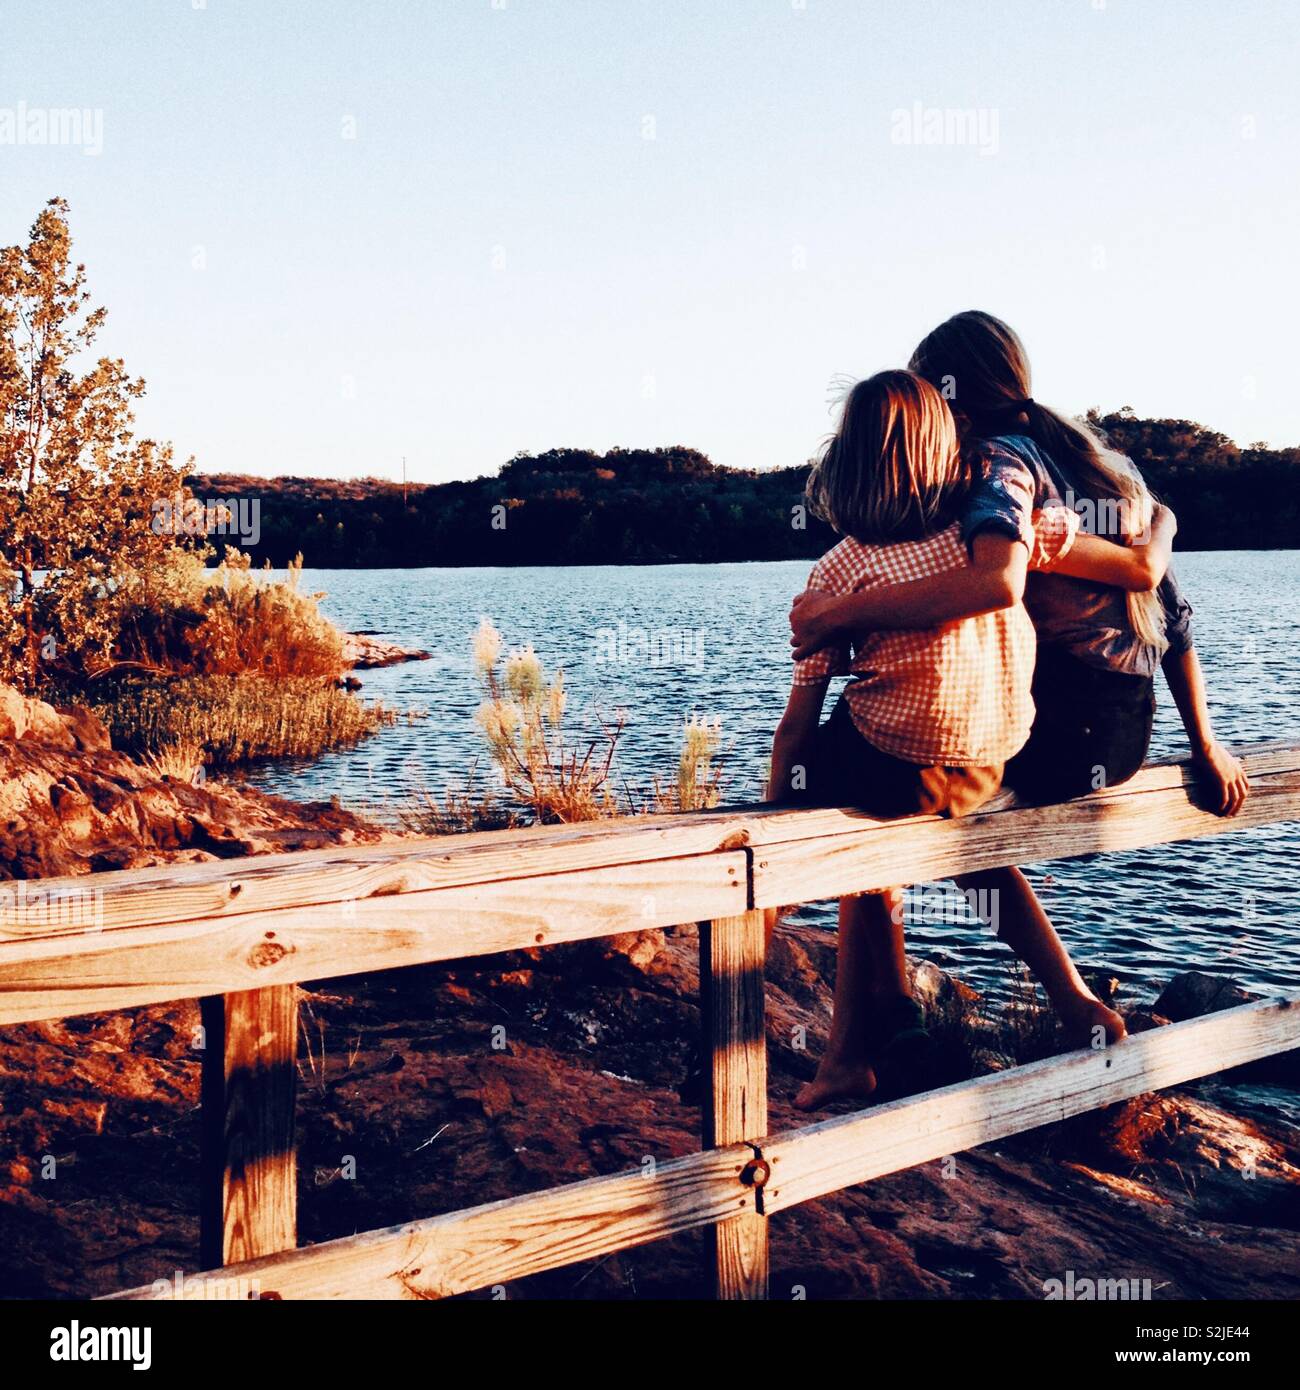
[806,370,968,545]
[909,310,1167,651]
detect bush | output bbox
[113,548,345,681]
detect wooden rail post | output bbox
[699,910,769,1299]
[200,985,300,1269]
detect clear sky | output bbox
[3,0,1297,483]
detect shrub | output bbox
[656,713,723,813]
[472,619,620,824]
[113,548,344,681]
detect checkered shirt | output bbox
[791,506,1077,765]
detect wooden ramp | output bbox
[1,740,1297,1300]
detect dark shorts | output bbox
[1004,645,1155,805]
[790,698,1004,820]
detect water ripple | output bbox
[244,552,1300,1007]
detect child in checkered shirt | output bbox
[767,370,1124,1110]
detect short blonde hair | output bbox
[807,370,966,544]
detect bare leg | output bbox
[795,887,909,1110]
[955,866,1126,1047]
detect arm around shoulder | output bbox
[1046,504,1177,591]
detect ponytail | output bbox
[1022,401,1168,652]
[910,311,1167,653]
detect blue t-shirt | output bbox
[960,433,1192,678]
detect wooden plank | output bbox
[0,811,756,946]
[105,995,1300,1301]
[2,742,1292,947]
[700,910,769,1300]
[752,761,1300,908]
[0,852,747,1026]
[760,993,1300,1215]
[106,1142,757,1300]
[200,986,299,1267]
[4,742,1295,1021]
[742,739,1300,849]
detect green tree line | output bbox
[193,415,1300,569]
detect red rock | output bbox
[340,632,430,670]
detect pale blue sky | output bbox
[3,0,1297,482]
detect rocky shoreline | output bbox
[0,687,392,880]
[341,630,430,670]
[0,689,1297,1299]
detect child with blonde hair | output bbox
[769,369,1123,1109]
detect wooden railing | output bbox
[2,741,1299,1300]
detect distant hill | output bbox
[188,413,1300,568]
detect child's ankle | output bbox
[823,1039,873,1067]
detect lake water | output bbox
[243,552,1300,1009]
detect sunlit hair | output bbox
[909,310,1167,652]
[806,370,967,546]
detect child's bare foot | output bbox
[1060,997,1127,1051]
[794,1057,877,1111]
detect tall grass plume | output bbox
[456,618,726,827]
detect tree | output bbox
[0,198,187,689]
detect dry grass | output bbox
[296,995,363,1098]
[996,965,1070,1065]
[910,960,1075,1081]
[89,674,397,766]
[139,738,206,785]
[382,621,728,836]
[394,766,523,836]
[471,619,622,823]
[650,713,724,813]
[42,547,391,765]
